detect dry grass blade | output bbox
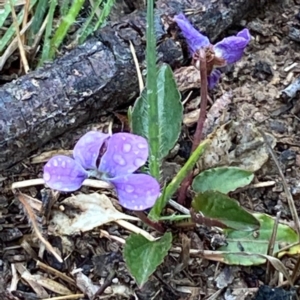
[129,40,144,92]
[14,263,49,298]
[42,295,85,300]
[21,0,30,44]
[21,238,39,259]
[9,263,18,292]
[36,260,76,286]
[16,192,63,263]
[100,229,126,244]
[30,12,49,58]
[265,211,281,283]
[30,274,72,295]
[258,129,300,237]
[0,18,32,71]
[9,0,29,73]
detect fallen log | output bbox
[0,0,268,172]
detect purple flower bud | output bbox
[43,155,88,191]
[174,13,251,63]
[174,13,251,89]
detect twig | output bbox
[177,48,208,205]
[182,90,193,106]
[115,219,156,241]
[100,229,126,244]
[168,199,190,215]
[92,270,116,300]
[265,211,281,283]
[42,295,85,300]
[12,178,112,190]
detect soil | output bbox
[1,1,300,299]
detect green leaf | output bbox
[142,0,159,179]
[0,0,16,30]
[192,191,259,231]
[192,167,254,194]
[203,251,293,283]
[31,0,48,35]
[124,232,172,287]
[218,213,300,265]
[131,64,183,161]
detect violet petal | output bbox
[174,13,210,54]
[110,174,160,210]
[99,133,148,178]
[43,155,88,191]
[208,69,222,89]
[213,28,251,64]
[73,131,110,170]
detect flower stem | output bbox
[163,138,209,204]
[177,49,208,205]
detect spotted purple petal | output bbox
[73,131,110,170]
[43,155,88,192]
[174,13,210,54]
[110,174,160,210]
[213,28,251,64]
[208,69,222,89]
[99,133,149,178]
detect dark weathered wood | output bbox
[0,0,268,171]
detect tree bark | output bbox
[0,0,268,172]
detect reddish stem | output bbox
[134,211,165,233]
[177,49,208,205]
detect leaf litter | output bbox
[2,1,300,300]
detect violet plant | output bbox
[43,131,160,211]
[149,14,251,212]
[174,13,251,88]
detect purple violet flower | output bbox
[174,13,251,88]
[43,131,160,211]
